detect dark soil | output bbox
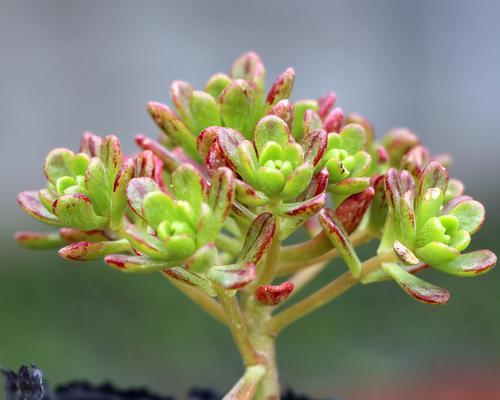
[2,366,335,400]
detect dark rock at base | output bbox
[2,366,335,400]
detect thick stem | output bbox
[268,251,396,335]
[222,365,267,400]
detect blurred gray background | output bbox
[1,1,499,399]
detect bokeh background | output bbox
[1,1,499,399]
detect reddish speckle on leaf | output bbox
[255,281,294,306]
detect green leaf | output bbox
[292,100,318,140]
[170,80,195,130]
[53,193,107,230]
[80,132,102,157]
[126,177,161,219]
[381,128,420,166]
[110,159,135,230]
[220,79,256,139]
[238,212,276,263]
[302,129,327,166]
[339,124,366,154]
[416,161,448,205]
[234,179,269,207]
[281,162,313,200]
[189,90,221,135]
[276,193,325,219]
[382,262,450,304]
[254,115,290,153]
[205,73,232,99]
[318,207,362,278]
[207,262,256,289]
[125,224,172,259]
[415,241,459,265]
[59,239,131,261]
[171,164,205,219]
[329,177,370,195]
[432,249,496,277]
[208,167,235,239]
[256,167,285,197]
[164,266,216,296]
[105,254,180,273]
[100,135,122,184]
[184,243,217,275]
[230,51,266,90]
[448,199,485,234]
[44,148,75,184]
[84,157,110,217]
[147,101,199,160]
[143,191,176,229]
[268,99,293,128]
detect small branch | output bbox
[215,285,261,366]
[277,229,374,275]
[222,365,267,400]
[166,276,227,325]
[268,251,395,335]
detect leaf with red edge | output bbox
[171,163,206,219]
[230,51,265,89]
[110,158,135,230]
[125,224,170,259]
[52,193,107,231]
[184,244,217,274]
[254,115,290,153]
[323,107,344,133]
[302,128,327,166]
[170,80,194,127]
[147,101,199,160]
[329,177,371,195]
[265,67,295,112]
[432,249,496,277]
[215,127,246,171]
[447,199,485,234]
[268,99,293,129]
[135,134,183,173]
[14,231,64,249]
[335,186,375,234]
[235,179,269,207]
[276,193,325,219]
[205,141,230,175]
[59,239,131,261]
[318,92,336,120]
[59,228,110,242]
[382,262,450,305]
[80,131,102,157]
[303,109,322,136]
[17,191,60,226]
[100,135,122,183]
[220,79,256,139]
[207,262,256,290]
[416,161,448,204]
[126,177,160,219]
[381,128,420,166]
[164,266,216,296]
[401,145,431,178]
[105,254,180,273]
[44,148,75,184]
[208,167,235,238]
[238,212,276,263]
[255,281,294,306]
[198,126,219,160]
[318,207,362,277]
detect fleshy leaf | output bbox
[204,73,232,99]
[84,157,110,216]
[59,239,131,261]
[215,127,246,171]
[135,134,183,173]
[14,231,65,249]
[415,241,459,265]
[17,191,59,225]
[230,51,265,89]
[125,224,171,259]
[126,177,161,219]
[432,249,496,277]
[235,179,270,207]
[318,92,336,120]
[80,132,102,157]
[268,99,294,129]
[275,193,325,219]
[164,267,216,297]
[171,164,205,219]
[106,254,181,273]
[339,124,366,154]
[254,115,290,153]
[318,207,362,277]
[44,148,75,184]
[281,162,313,201]
[208,167,235,239]
[302,129,327,166]
[147,101,199,160]
[381,128,420,166]
[382,262,450,305]
[323,107,344,133]
[110,158,135,230]
[393,240,420,265]
[255,281,294,306]
[100,135,122,184]
[207,262,256,289]
[265,67,295,112]
[52,194,107,230]
[143,191,176,229]
[220,79,255,139]
[416,161,448,204]
[447,199,485,234]
[238,212,276,263]
[329,177,371,195]
[170,80,194,129]
[335,187,375,234]
[59,228,110,242]
[184,243,217,274]
[292,100,318,139]
[189,90,221,135]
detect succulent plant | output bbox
[15,52,496,400]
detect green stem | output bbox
[223,365,267,400]
[215,285,261,366]
[268,251,396,335]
